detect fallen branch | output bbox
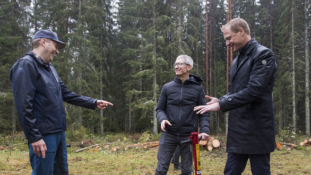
[112,141,160,151]
[75,144,100,153]
[279,142,296,147]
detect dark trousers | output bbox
[29,131,68,175]
[155,132,192,175]
[172,145,181,168]
[224,153,271,175]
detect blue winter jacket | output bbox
[10,52,97,144]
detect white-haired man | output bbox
[155,55,210,175]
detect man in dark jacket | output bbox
[10,29,113,175]
[155,55,209,175]
[194,18,277,175]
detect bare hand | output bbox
[161,120,172,132]
[194,102,220,114]
[199,133,209,141]
[205,95,219,105]
[97,100,113,109]
[31,139,47,158]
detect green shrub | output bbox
[139,131,160,142]
[66,126,87,141]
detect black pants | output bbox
[172,145,181,168]
[155,132,192,175]
[224,153,271,175]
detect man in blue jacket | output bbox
[10,29,113,175]
[155,55,209,175]
[194,18,277,175]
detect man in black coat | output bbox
[155,55,209,175]
[194,18,277,175]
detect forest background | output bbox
[0,0,310,141]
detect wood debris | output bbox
[75,144,100,153]
[112,141,159,152]
[299,139,311,147]
[276,142,298,151]
[199,137,221,151]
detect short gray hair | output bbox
[32,38,42,49]
[176,55,193,68]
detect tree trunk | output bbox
[196,42,199,73]
[129,97,132,132]
[268,1,273,50]
[205,0,209,95]
[226,0,232,136]
[305,0,310,136]
[76,0,82,127]
[291,5,296,135]
[178,0,183,53]
[12,102,16,135]
[209,0,212,96]
[209,0,214,130]
[100,30,104,135]
[34,0,38,32]
[152,0,158,135]
[279,106,282,132]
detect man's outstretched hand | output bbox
[97,100,113,109]
[194,95,220,114]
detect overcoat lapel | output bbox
[230,41,258,82]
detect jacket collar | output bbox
[231,38,258,82]
[26,51,51,68]
[174,74,202,85]
[238,38,254,56]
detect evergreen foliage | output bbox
[0,0,310,136]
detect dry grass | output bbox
[1,133,311,175]
[1,145,311,175]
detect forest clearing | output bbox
[1,132,311,175]
[2,1,311,174]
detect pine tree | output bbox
[304,0,310,136]
[0,0,30,134]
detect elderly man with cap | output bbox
[10,29,113,174]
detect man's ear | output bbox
[187,64,193,71]
[40,38,46,47]
[239,28,245,36]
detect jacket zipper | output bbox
[178,82,184,135]
[42,103,45,122]
[48,67,65,129]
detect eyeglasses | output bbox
[174,63,188,67]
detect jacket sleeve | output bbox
[156,85,168,123]
[59,79,97,109]
[219,49,277,112]
[10,59,42,144]
[197,86,210,135]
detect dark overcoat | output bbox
[218,39,277,154]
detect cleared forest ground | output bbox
[1,134,311,174]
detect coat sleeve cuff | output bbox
[219,98,229,112]
[28,136,43,144]
[93,99,97,109]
